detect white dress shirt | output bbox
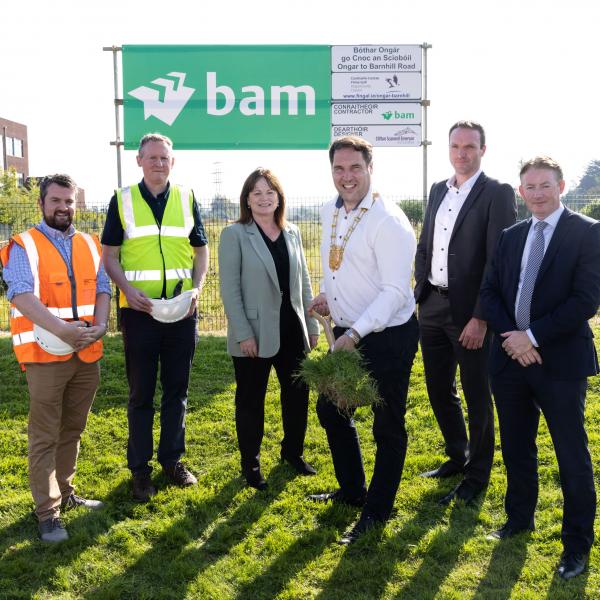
[429,169,482,287]
[515,202,565,346]
[320,188,416,337]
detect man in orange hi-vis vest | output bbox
[0,174,111,543]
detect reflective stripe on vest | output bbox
[124,268,193,282]
[13,331,35,346]
[11,304,95,319]
[19,231,40,297]
[121,186,193,239]
[80,232,101,273]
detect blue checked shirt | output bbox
[3,221,111,302]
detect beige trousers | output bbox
[25,356,100,522]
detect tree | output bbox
[581,200,600,220]
[0,168,40,239]
[515,194,531,221]
[572,160,600,196]
[398,199,423,226]
[209,195,238,221]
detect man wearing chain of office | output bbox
[309,135,419,545]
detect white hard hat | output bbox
[33,324,75,356]
[149,289,196,323]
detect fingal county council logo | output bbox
[128,72,195,126]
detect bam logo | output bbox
[129,71,316,124]
[128,72,195,126]
[206,73,315,116]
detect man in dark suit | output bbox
[480,156,600,580]
[415,121,516,505]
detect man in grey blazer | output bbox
[415,121,516,505]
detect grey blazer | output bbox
[218,221,319,358]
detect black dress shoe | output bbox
[308,489,366,507]
[243,468,268,491]
[557,552,588,580]
[163,462,198,486]
[281,454,317,475]
[132,473,157,503]
[486,523,534,540]
[338,514,382,545]
[420,461,464,479]
[438,480,483,506]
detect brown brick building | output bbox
[1,117,86,207]
[1,117,29,184]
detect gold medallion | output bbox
[329,245,344,271]
[327,194,376,272]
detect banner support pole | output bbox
[103,45,123,327]
[421,42,432,209]
[103,45,123,189]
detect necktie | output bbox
[516,221,548,330]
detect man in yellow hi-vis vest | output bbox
[102,133,209,502]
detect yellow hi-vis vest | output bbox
[116,184,194,308]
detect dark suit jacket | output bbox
[480,208,600,380]
[415,172,517,329]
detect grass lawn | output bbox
[1,331,599,599]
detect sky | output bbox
[2,0,599,206]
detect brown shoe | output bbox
[132,473,157,503]
[163,462,197,486]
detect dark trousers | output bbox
[121,308,198,475]
[316,316,419,522]
[491,361,596,554]
[232,318,308,475]
[418,291,494,486]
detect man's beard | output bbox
[44,212,72,232]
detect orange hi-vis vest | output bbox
[0,227,104,367]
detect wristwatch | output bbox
[344,328,361,344]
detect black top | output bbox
[255,224,298,333]
[101,179,208,247]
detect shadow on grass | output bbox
[313,489,443,600]
[83,464,295,599]
[0,480,135,598]
[0,512,35,554]
[471,530,530,599]
[392,499,483,600]
[235,503,358,600]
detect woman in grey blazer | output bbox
[219,168,319,490]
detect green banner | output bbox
[122,45,331,150]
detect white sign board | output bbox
[331,45,422,73]
[332,72,422,101]
[332,102,421,125]
[331,125,422,147]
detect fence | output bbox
[1,195,406,333]
[1,194,598,333]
